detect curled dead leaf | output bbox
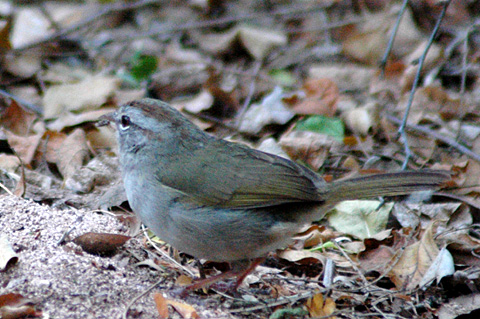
[56,128,90,192]
[0,293,41,319]
[166,299,199,319]
[153,293,169,319]
[0,235,18,270]
[306,292,337,318]
[0,99,37,136]
[73,232,130,256]
[290,78,339,116]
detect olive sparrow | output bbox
[99,98,449,290]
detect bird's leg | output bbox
[183,257,265,293]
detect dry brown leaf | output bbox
[0,154,20,174]
[447,233,480,267]
[306,292,337,318]
[0,99,37,136]
[328,201,393,239]
[56,128,89,187]
[166,299,199,319]
[389,222,440,290]
[291,225,332,249]
[359,244,395,273]
[153,293,169,319]
[290,78,338,116]
[11,7,51,48]
[396,86,449,125]
[165,41,207,64]
[73,232,130,256]
[182,89,214,113]
[409,0,473,33]
[12,162,25,197]
[5,131,43,166]
[237,24,287,60]
[238,87,294,134]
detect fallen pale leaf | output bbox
[43,75,119,119]
[153,293,169,319]
[0,234,18,270]
[5,131,43,166]
[328,200,393,239]
[238,87,295,134]
[56,128,89,191]
[166,299,199,319]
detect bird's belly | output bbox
[123,172,309,262]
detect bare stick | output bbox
[379,0,409,78]
[387,114,480,163]
[398,0,451,169]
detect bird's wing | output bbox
[157,139,326,209]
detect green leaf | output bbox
[128,51,158,82]
[295,115,344,141]
[268,69,296,86]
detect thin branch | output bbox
[387,114,480,163]
[0,89,42,115]
[235,61,262,127]
[122,277,164,319]
[379,0,409,78]
[229,291,316,314]
[397,0,451,169]
[97,3,333,45]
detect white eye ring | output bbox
[120,115,131,130]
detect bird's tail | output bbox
[323,170,450,204]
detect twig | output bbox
[97,3,333,45]
[454,23,479,142]
[332,240,369,286]
[235,61,262,127]
[0,181,13,196]
[387,114,480,163]
[142,225,197,278]
[122,278,164,319]
[397,0,451,169]
[379,0,409,78]
[0,89,42,115]
[229,291,315,313]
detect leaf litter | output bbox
[1,1,480,318]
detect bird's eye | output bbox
[120,115,131,130]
